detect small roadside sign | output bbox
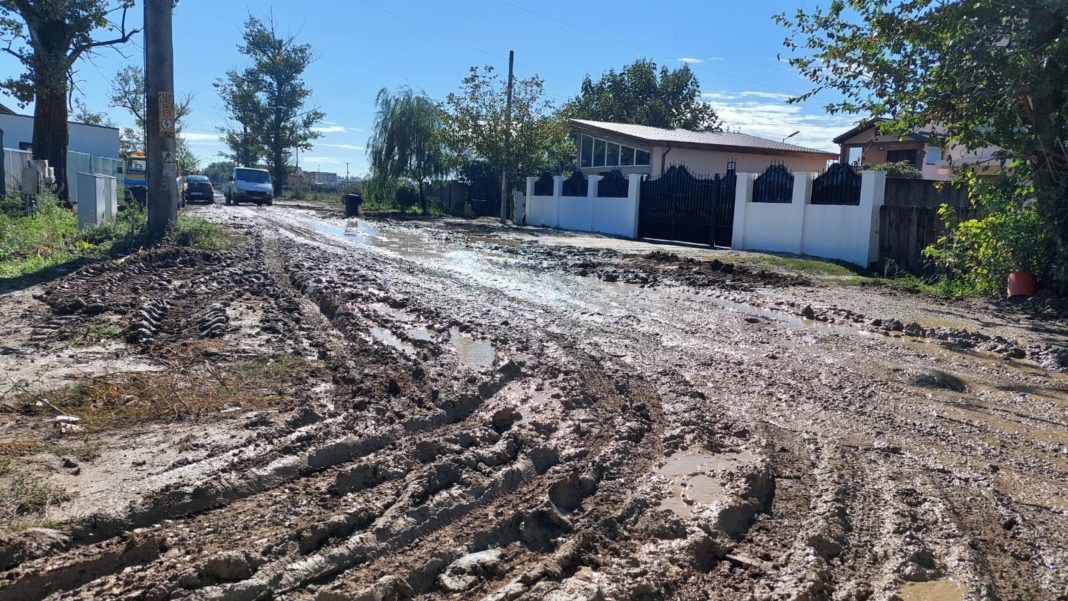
[159,91,176,138]
[162,151,177,164]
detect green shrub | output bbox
[924,175,1048,296]
[861,161,923,179]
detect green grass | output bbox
[0,457,69,530]
[738,253,864,276]
[170,215,234,251]
[0,192,150,281]
[87,324,123,342]
[733,251,987,298]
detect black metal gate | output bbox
[638,165,736,247]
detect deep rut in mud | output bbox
[1,203,1066,600]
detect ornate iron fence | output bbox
[638,164,737,247]
[533,172,554,196]
[597,170,629,198]
[811,163,861,205]
[753,163,794,203]
[561,171,588,196]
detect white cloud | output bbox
[704,92,854,152]
[312,123,363,134]
[183,132,222,143]
[317,143,365,151]
[677,57,704,64]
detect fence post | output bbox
[626,174,643,239]
[586,175,601,232]
[794,173,815,256]
[0,129,5,197]
[860,170,887,267]
[731,173,755,250]
[525,176,537,225]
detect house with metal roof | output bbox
[570,119,836,178]
[834,119,1002,181]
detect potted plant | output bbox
[1002,201,1046,298]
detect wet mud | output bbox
[0,203,1066,600]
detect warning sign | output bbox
[159,91,176,138]
[162,150,177,164]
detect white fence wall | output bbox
[732,170,886,267]
[2,148,121,202]
[525,174,642,238]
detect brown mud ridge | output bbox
[0,206,1066,600]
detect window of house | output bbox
[578,133,651,168]
[580,135,593,167]
[606,142,620,166]
[925,147,942,165]
[886,148,917,166]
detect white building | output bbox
[0,106,120,159]
[571,119,836,178]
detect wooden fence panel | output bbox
[877,177,974,274]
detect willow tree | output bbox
[776,1,1068,290]
[368,87,448,214]
[0,0,139,202]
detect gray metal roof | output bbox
[571,119,836,157]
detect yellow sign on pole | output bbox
[158,91,176,138]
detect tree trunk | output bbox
[418,180,428,215]
[32,82,70,205]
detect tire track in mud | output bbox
[4,206,1066,600]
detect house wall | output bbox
[526,174,642,238]
[650,145,831,178]
[0,113,120,158]
[732,170,887,267]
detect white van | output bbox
[225,167,273,206]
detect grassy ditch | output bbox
[0,192,233,282]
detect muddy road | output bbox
[1,201,1066,600]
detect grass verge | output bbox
[170,215,234,251]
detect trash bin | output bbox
[344,193,362,217]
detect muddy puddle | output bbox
[898,578,966,601]
[449,327,495,370]
[656,450,757,518]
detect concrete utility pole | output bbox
[499,50,514,223]
[145,0,178,238]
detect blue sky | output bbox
[0,0,856,176]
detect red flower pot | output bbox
[1007,271,1037,298]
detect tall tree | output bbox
[776,0,1068,289]
[564,59,720,131]
[368,87,448,214]
[108,65,192,158]
[214,70,265,167]
[0,0,139,202]
[445,65,573,188]
[216,16,324,195]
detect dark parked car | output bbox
[182,175,215,204]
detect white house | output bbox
[0,108,120,159]
[571,119,837,178]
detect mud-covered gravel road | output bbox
[1,201,1066,601]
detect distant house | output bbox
[0,110,120,159]
[834,119,1001,181]
[570,119,836,178]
